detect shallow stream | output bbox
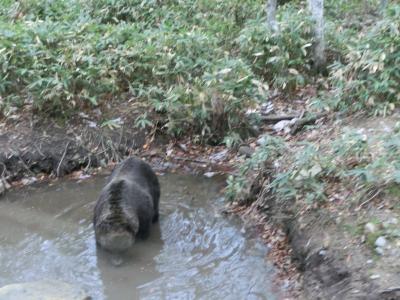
[0,174,280,299]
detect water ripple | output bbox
[0,174,279,300]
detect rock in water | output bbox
[375,236,388,248]
[364,222,377,234]
[0,280,91,300]
[0,181,5,196]
[0,178,10,196]
[238,145,254,158]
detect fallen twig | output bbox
[0,161,7,177]
[290,112,328,135]
[356,188,382,210]
[116,126,124,151]
[172,156,209,164]
[9,148,36,177]
[32,143,46,158]
[261,114,299,123]
[57,141,71,177]
[381,287,400,295]
[84,155,92,172]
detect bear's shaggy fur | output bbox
[93,157,160,252]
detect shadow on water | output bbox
[0,174,281,299]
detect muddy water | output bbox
[0,174,280,300]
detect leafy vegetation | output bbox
[228,126,400,205]
[322,4,400,115]
[0,0,399,143]
[237,6,314,91]
[0,0,270,142]
[226,135,286,200]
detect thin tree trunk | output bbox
[308,0,326,72]
[266,0,278,32]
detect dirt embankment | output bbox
[232,115,400,300]
[0,119,145,184]
[245,189,400,299]
[0,102,157,187]
[0,103,236,192]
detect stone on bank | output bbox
[0,280,91,300]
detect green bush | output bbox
[227,127,400,205]
[0,0,270,142]
[328,4,400,115]
[226,135,286,201]
[83,0,163,25]
[237,6,314,91]
[0,21,116,114]
[4,0,397,144]
[0,0,83,22]
[149,57,266,142]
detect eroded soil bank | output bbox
[0,108,144,183]
[0,104,234,188]
[230,114,400,300]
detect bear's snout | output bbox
[99,230,134,252]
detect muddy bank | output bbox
[236,162,400,300]
[236,179,394,300]
[0,103,236,189]
[0,120,146,183]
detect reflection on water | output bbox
[0,174,280,299]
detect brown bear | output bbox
[93,157,160,252]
